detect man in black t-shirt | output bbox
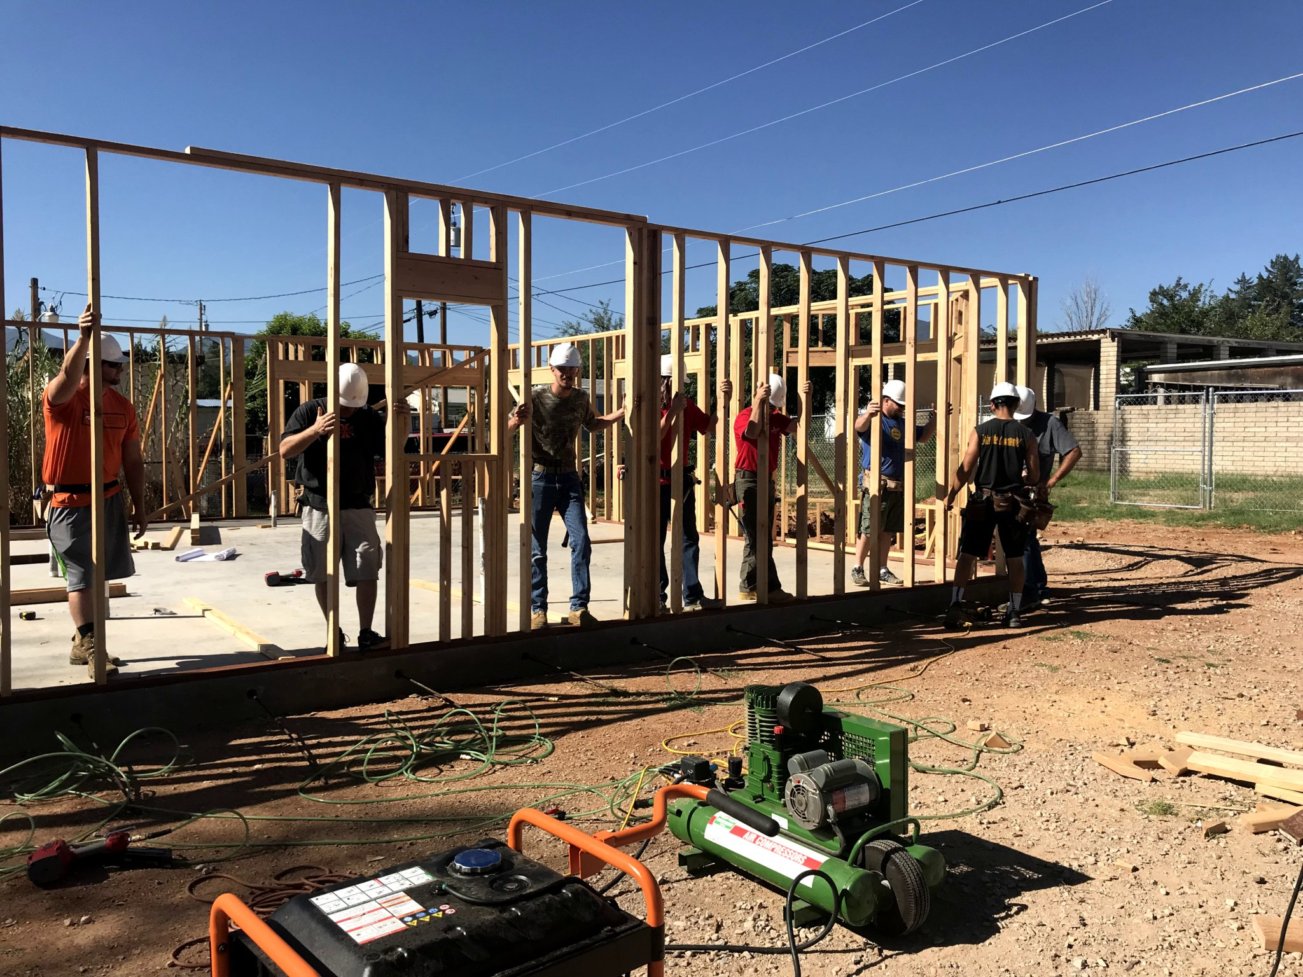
[281,363,397,652]
[1015,385,1081,607]
[943,382,1039,630]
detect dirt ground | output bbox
[1,518,1301,977]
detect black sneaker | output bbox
[357,628,388,652]
[1003,607,1023,629]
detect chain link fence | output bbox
[1110,388,1303,513]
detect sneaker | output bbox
[357,628,388,652]
[850,566,869,588]
[738,589,757,602]
[658,600,670,615]
[943,603,973,631]
[568,608,597,628]
[1003,607,1024,629]
[531,610,547,630]
[879,567,903,586]
[768,589,794,605]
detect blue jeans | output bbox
[1023,529,1047,599]
[659,481,704,605]
[530,472,591,612]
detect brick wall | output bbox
[1064,400,1303,476]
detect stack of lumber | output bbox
[1095,730,1303,833]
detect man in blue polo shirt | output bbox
[851,379,935,587]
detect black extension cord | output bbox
[664,868,853,977]
[1267,855,1303,977]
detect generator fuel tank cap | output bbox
[450,847,503,876]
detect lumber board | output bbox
[1093,752,1156,783]
[1175,731,1303,768]
[189,511,201,546]
[160,525,185,551]
[1157,748,1193,775]
[1252,915,1303,954]
[1182,749,1303,792]
[183,597,281,658]
[1256,783,1303,806]
[393,252,505,306]
[12,583,126,606]
[9,528,47,542]
[1237,804,1300,834]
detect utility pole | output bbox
[415,299,425,344]
[439,301,448,430]
[197,300,205,333]
[30,277,39,321]
[27,278,40,518]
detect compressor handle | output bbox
[706,788,780,837]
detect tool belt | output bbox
[861,472,903,492]
[973,487,1025,513]
[532,464,576,475]
[50,480,119,494]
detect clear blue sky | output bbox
[3,0,1301,345]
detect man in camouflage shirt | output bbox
[508,342,625,628]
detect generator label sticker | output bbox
[703,812,827,889]
[326,901,408,944]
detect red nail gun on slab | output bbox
[264,569,305,586]
[27,831,176,887]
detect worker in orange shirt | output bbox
[42,305,147,679]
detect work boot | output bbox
[849,566,869,588]
[1002,606,1024,629]
[768,589,794,605]
[568,608,596,628]
[69,632,93,665]
[87,657,119,679]
[531,610,547,630]
[738,589,757,602]
[943,603,973,632]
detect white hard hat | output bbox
[660,354,673,377]
[989,381,1020,403]
[99,334,127,364]
[768,373,786,408]
[549,343,582,369]
[406,390,424,413]
[1014,385,1036,420]
[339,363,369,408]
[882,379,906,406]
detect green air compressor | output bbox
[666,682,943,933]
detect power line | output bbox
[520,126,1303,298]
[454,0,927,183]
[536,0,1115,197]
[741,68,1303,232]
[43,274,385,305]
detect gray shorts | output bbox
[46,493,136,592]
[300,507,382,585]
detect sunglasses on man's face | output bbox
[102,361,124,370]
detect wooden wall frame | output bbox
[0,125,1034,696]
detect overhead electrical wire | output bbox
[536,0,1116,198]
[454,0,928,182]
[514,125,1303,299]
[740,68,1303,232]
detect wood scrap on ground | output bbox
[1236,803,1302,835]
[1094,750,1157,783]
[12,583,127,606]
[1252,915,1303,954]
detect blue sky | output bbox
[3,0,1301,345]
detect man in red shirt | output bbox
[732,373,809,602]
[42,306,147,678]
[657,355,731,611]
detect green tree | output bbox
[245,312,355,437]
[1123,277,1220,336]
[552,299,622,377]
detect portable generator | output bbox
[209,807,671,977]
[663,682,943,933]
